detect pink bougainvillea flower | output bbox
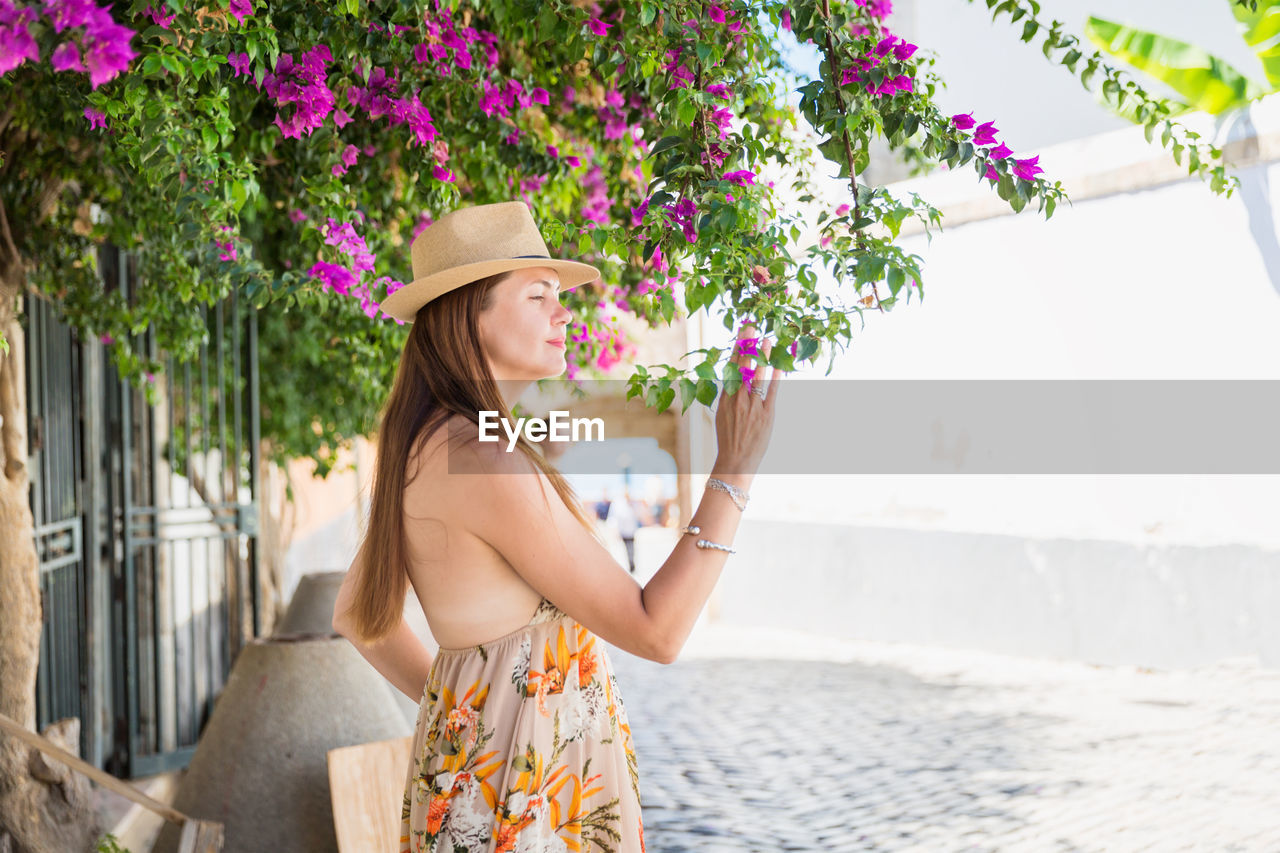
[722,169,755,186]
[226,51,250,77]
[392,91,437,147]
[99,333,113,344]
[288,208,307,223]
[1013,155,1043,181]
[586,17,609,36]
[264,46,335,138]
[228,0,252,25]
[61,4,137,89]
[531,86,549,105]
[546,144,559,158]
[874,34,898,58]
[145,3,174,27]
[630,197,649,227]
[780,8,791,30]
[0,4,39,74]
[215,227,237,262]
[662,198,698,243]
[52,41,85,72]
[984,164,999,182]
[332,107,352,128]
[40,0,89,32]
[309,261,357,296]
[736,335,760,356]
[707,106,734,138]
[989,142,1012,159]
[972,120,999,146]
[707,4,726,23]
[565,154,581,168]
[738,364,756,386]
[705,83,731,100]
[893,39,918,61]
[950,112,976,131]
[432,163,455,183]
[412,212,433,240]
[83,106,107,129]
[321,218,375,271]
[870,0,893,20]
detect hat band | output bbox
[512,254,551,258]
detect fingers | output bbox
[734,321,759,368]
[765,360,785,408]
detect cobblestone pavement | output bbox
[605,621,1280,853]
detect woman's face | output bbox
[478,266,573,381]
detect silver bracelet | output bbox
[706,476,749,512]
[680,525,737,555]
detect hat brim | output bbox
[378,257,601,322]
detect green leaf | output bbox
[1230,0,1280,89]
[1084,15,1268,115]
[648,135,684,158]
[159,53,184,77]
[678,377,697,414]
[887,266,905,295]
[229,180,248,213]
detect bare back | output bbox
[402,415,548,649]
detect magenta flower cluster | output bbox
[308,217,404,322]
[0,0,137,90]
[950,112,1044,182]
[839,31,917,97]
[566,306,634,374]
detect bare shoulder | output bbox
[446,436,671,664]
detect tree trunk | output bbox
[0,273,103,851]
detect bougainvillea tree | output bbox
[0,0,1249,845]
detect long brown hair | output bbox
[338,270,603,645]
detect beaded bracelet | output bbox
[706,476,749,512]
[680,524,737,555]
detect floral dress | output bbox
[400,597,645,853]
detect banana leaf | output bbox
[1085,15,1270,115]
[1229,0,1280,89]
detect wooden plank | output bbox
[327,735,414,853]
[0,711,223,851]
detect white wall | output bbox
[684,5,1280,666]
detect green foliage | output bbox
[1084,13,1271,118]
[0,0,1249,483]
[95,834,133,853]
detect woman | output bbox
[332,201,783,853]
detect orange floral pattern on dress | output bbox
[400,599,643,853]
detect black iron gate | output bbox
[28,243,262,778]
[25,288,90,758]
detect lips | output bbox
[546,338,566,347]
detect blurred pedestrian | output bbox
[607,487,641,574]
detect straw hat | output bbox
[378,201,602,322]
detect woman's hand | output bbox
[713,321,784,477]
